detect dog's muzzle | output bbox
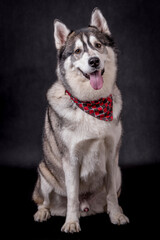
[78,68,104,80]
[88,57,100,68]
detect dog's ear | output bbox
[90,8,111,35]
[54,20,70,49]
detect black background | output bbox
[1,0,160,168]
[0,0,160,239]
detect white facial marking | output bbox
[89,35,98,46]
[75,39,83,51]
[82,34,89,47]
[65,33,108,78]
[74,52,90,73]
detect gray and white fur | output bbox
[32,8,129,233]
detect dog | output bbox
[32,8,129,233]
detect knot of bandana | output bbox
[65,90,113,122]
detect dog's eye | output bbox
[74,49,82,54]
[95,43,101,49]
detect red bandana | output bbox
[66,90,113,121]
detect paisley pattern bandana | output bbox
[66,90,113,122]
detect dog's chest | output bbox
[62,108,114,179]
[62,104,113,140]
[79,137,106,180]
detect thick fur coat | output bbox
[32,8,129,233]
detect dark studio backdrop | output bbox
[1,0,160,168]
[0,0,160,239]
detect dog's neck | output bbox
[65,90,113,121]
[57,68,116,101]
[61,74,116,101]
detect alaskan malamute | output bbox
[33,8,129,233]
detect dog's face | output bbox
[54,8,117,100]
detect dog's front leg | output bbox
[61,158,81,233]
[105,147,129,225]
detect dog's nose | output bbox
[88,57,100,68]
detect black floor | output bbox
[1,164,159,239]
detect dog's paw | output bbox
[61,221,81,233]
[109,211,129,225]
[34,208,51,222]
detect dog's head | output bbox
[54,8,117,100]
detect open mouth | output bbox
[78,68,105,90]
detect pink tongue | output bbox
[89,71,103,90]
